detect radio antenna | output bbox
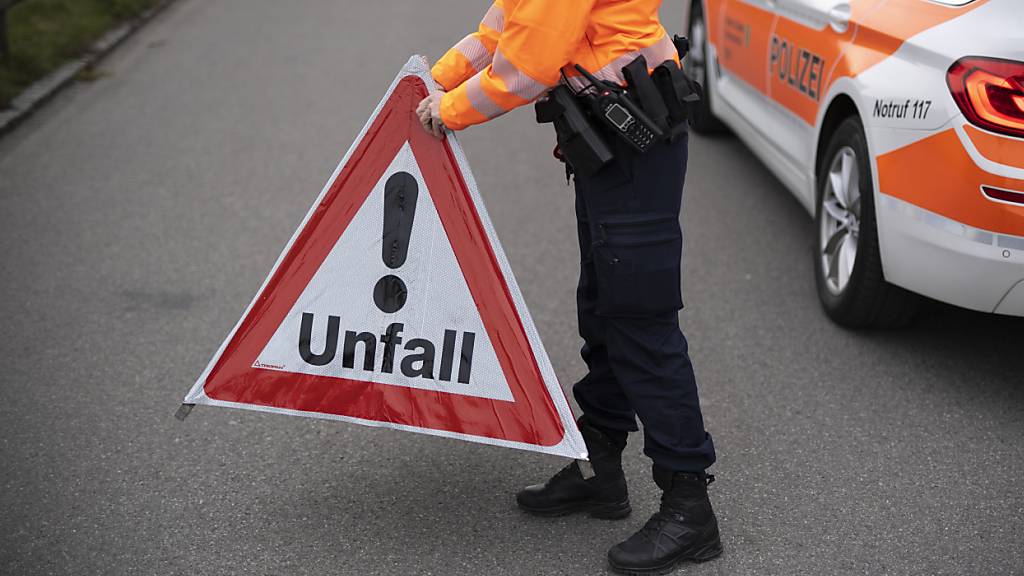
[574,64,619,92]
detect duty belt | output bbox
[535,35,703,177]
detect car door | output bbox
[766,0,857,204]
[712,0,778,115]
[711,0,822,201]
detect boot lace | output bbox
[634,509,686,554]
[639,511,673,538]
[638,474,715,544]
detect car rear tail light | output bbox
[947,56,1024,138]
[982,185,1024,206]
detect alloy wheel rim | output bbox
[819,146,861,295]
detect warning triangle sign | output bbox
[183,56,586,459]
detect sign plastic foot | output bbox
[175,403,195,421]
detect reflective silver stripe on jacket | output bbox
[482,4,505,32]
[493,49,550,101]
[465,73,506,119]
[564,34,678,92]
[454,34,492,72]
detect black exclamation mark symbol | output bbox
[373,172,418,313]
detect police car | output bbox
[682,0,1024,327]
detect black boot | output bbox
[607,466,722,575]
[516,417,630,519]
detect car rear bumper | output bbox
[878,194,1024,315]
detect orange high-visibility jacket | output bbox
[431,0,677,131]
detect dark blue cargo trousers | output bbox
[571,132,716,473]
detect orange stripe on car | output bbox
[877,128,1024,237]
[963,124,1024,170]
[841,0,990,79]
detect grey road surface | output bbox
[1,1,1022,575]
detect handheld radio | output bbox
[573,64,664,152]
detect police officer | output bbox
[417,1,721,573]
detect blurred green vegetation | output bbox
[1,0,160,108]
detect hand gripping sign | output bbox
[180,56,587,459]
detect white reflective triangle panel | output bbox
[255,143,513,402]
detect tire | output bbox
[814,116,919,328]
[685,0,728,134]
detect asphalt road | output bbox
[1,1,1022,575]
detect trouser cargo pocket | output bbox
[593,216,683,318]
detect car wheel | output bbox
[685,0,727,134]
[814,116,918,328]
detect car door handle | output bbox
[778,0,851,33]
[827,2,851,33]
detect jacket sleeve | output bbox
[439,0,597,130]
[431,1,505,93]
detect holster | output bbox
[535,85,615,177]
[622,55,670,135]
[651,59,703,139]
[621,49,702,143]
